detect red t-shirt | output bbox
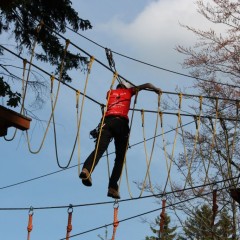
[105,87,136,119]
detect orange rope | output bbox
[111,202,119,240]
[66,205,73,240]
[27,208,33,240]
[160,199,166,238]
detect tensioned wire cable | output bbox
[0,97,236,192]
[59,183,236,239]
[12,8,240,91]
[12,9,240,91]
[6,12,240,114]
[1,22,240,188]
[2,46,240,123]
[2,44,240,110]
[0,121,195,191]
[0,102,236,192]
[0,175,238,211]
[65,26,240,90]
[4,9,240,229]
[0,45,101,107]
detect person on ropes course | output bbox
[80,80,161,199]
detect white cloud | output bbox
[94,0,204,90]
[100,0,201,51]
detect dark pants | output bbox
[83,116,129,190]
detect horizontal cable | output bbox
[66,26,240,90]
[59,181,236,239]
[0,45,102,106]
[0,175,238,211]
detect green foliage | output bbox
[0,77,21,107]
[145,213,177,240]
[182,204,233,240]
[0,0,92,107]
[0,0,92,82]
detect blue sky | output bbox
[0,0,214,239]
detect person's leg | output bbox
[108,119,129,192]
[80,120,112,186]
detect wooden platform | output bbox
[0,105,31,136]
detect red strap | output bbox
[112,206,119,240]
[27,213,33,240]
[66,207,73,240]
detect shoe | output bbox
[107,187,120,199]
[79,168,92,187]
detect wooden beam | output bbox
[0,105,32,136]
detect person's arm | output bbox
[135,83,161,94]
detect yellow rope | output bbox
[22,21,44,115]
[76,90,81,174]
[85,72,118,180]
[76,56,95,174]
[139,110,154,196]
[139,93,161,196]
[161,93,182,195]
[179,96,210,196]
[119,89,139,198]
[26,39,70,154]
[4,59,28,141]
[51,56,94,169]
[4,22,43,141]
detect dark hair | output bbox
[116,83,126,89]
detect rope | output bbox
[120,89,139,198]
[66,26,240,90]
[4,22,43,141]
[22,21,44,116]
[161,94,182,195]
[25,39,70,154]
[179,96,205,196]
[3,59,28,141]
[66,205,73,240]
[27,207,34,240]
[85,72,118,179]
[139,109,155,196]
[111,201,119,240]
[139,93,161,196]
[76,56,95,174]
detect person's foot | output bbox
[107,187,120,199]
[79,168,92,187]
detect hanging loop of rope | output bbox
[66,204,73,240]
[27,206,34,240]
[111,200,119,240]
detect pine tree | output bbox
[181,204,233,240]
[0,0,92,106]
[145,213,177,240]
